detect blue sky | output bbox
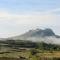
[0,0,60,38]
[0,0,60,12]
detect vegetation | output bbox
[0,39,60,51]
[0,39,60,60]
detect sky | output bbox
[0,0,60,38]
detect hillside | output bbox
[9,28,60,44]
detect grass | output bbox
[0,49,60,60]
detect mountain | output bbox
[10,28,60,44]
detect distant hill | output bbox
[9,28,60,44]
[0,28,60,51]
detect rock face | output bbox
[11,28,60,44]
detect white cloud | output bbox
[0,10,57,25]
[0,8,60,38]
[45,8,60,13]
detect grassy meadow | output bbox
[0,40,60,60]
[0,48,60,60]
